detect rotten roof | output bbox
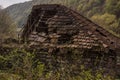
[21,4,120,51]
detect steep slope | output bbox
[5,1,32,27]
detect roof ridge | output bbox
[62,5,120,40]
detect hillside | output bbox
[5,0,120,36]
[5,1,32,28]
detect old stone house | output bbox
[21,4,120,77]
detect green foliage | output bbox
[91,13,118,30]
[0,9,17,39]
[0,48,115,80]
[105,0,120,18]
[91,13,120,37]
[0,49,45,80]
[0,73,21,80]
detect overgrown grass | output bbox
[0,49,117,80]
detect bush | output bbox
[0,49,114,80]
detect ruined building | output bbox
[21,4,120,77]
